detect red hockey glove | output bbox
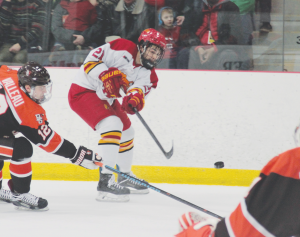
[99,67,126,98]
[175,212,219,237]
[121,88,145,115]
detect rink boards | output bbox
[3,68,300,186]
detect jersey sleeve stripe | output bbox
[84,61,103,74]
[227,200,275,237]
[0,145,13,158]
[49,137,64,154]
[38,132,63,153]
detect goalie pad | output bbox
[70,146,102,170]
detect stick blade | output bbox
[165,141,174,159]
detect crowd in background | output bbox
[0,0,273,70]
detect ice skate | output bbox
[0,188,12,203]
[118,171,149,194]
[96,173,130,202]
[11,192,49,211]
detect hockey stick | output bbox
[105,165,223,220]
[133,108,174,159]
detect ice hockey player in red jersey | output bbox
[175,147,300,237]
[0,62,101,211]
[68,28,166,202]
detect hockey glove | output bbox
[175,212,219,237]
[70,146,102,170]
[121,88,145,115]
[99,67,126,98]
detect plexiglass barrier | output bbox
[0,0,299,72]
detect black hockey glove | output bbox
[70,146,102,170]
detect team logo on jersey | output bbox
[123,56,130,62]
[35,114,44,124]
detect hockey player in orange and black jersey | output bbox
[0,62,101,211]
[174,147,300,237]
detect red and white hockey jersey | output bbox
[73,38,159,105]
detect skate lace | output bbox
[15,193,39,206]
[125,172,144,185]
[0,189,12,201]
[108,175,124,189]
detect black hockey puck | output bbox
[214,161,224,169]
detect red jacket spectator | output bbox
[196,0,243,48]
[60,0,97,32]
[144,0,165,8]
[159,26,181,59]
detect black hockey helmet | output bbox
[18,62,53,104]
[18,61,51,88]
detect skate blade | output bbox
[129,188,149,194]
[14,206,49,212]
[96,192,130,202]
[0,199,12,203]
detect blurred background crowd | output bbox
[0,0,298,71]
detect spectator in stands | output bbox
[177,0,203,48]
[0,0,46,64]
[231,0,255,45]
[104,0,155,44]
[231,0,255,70]
[144,0,185,26]
[177,0,251,70]
[51,0,99,51]
[256,0,272,32]
[157,6,181,69]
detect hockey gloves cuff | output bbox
[70,146,102,170]
[121,88,145,115]
[99,67,126,98]
[175,212,219,237]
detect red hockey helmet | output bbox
[138,28,166,49]
[138,29,166,69]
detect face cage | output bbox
[139,43,165,69]
[28,81,53,104]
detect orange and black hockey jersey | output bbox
[0,65,77,158]
[214,148,300,237]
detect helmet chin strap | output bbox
[138,44,155,69]
[137,44,146,66]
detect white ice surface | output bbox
[0,180,248,237]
